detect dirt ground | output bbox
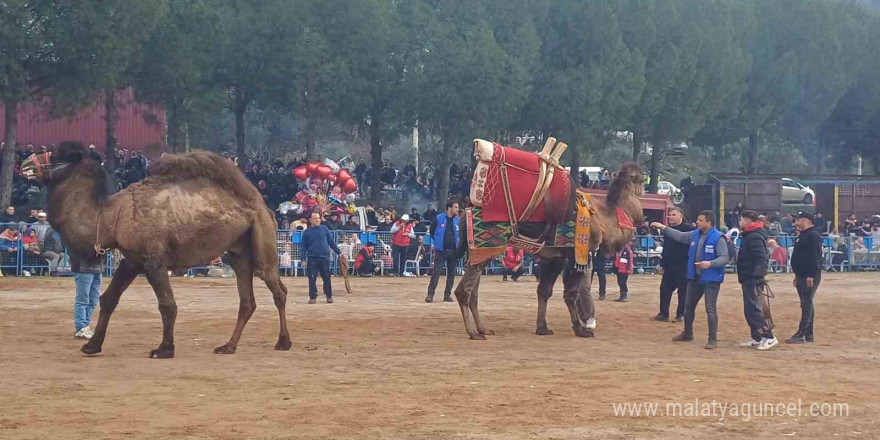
[1,272,878,439]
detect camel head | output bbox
[607,161,645,203]
[21,141,90,182]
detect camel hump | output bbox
[148,151,262,204]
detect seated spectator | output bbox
[41,227,64,275]
[324,213,343,230]
[32,212,50,243]
[0,224,21,274]
[0,205,16,223]
[355,242,376,276]
[376,216,393,232]
[767,239,788,271]
[341,216,361,231]
[24,209,40,224]
[780,213,796,235]
[857,220,873,237]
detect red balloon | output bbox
[306,162,320,175]
[337,169,352,183]
[316,164,332,178]
[327,173,338,182]
[292,166,308,181]
[342,179,358,194]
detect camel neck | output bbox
[46,164,116,256]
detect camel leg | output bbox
[250,218,292,350]
[81,259,141,355]
[262,274,291,350]
[214,251,257,354]
[536,259,562,335]
[469,271,494,336]
[144,264,177,359]
[563,266,594,338]
[454,264,486,340]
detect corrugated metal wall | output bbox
[0,88,166,159]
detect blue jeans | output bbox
[74,273,102,331]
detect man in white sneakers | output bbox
[71,253,103,339]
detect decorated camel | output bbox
[21,142,291,358]
[454,138,644,339]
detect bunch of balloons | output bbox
[291,160,358,194]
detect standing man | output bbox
[71,253,103,339]
[592,249,607,300]
[736,210,777,350]
[654,207,694,322]
[652,210,730,349]
[426,202,460,302]
[391,214,416,277]
[788,211,823,344]
[301,211,342,304]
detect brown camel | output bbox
[454,158,644,340]
[20,141,291,358]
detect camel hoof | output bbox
[81,343,102,356]
[469,333,487,340]
[274,337,292,351]
[213,344,236,355]
[536,328,555,336]
[479,329,495,336]
[574,328,595,338]
[149,346,175,359]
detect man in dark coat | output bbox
[788,211,823,344]
[654,207,694,322]
[736,210,776,350]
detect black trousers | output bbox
[392,245,407,275]
[592,264,607,296]
[502,266,525,280]
[741,278,773,341]
[356,260,374,276]
[795,273,821,337]
[307,257,332,299]
[427,250,457,297]
[617,273,629,294]
[659,266,688,318]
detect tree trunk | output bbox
[869,150,880,176]
[368,111,383,204]
[631,131,642,162]
[647,135,661,194]
[569,142,581,189]
[104,88,119,192]
[234,89,247,171]
[713,141,724,162]
[167,97,178,154]
[304,111,317,162]
[0,100,18,208]
[436,125,454,211]
[746,131,759,174]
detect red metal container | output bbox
[0,88,166,160]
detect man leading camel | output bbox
[652,210,729,349]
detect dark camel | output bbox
[21,141,291,358]
[455,161,645,339]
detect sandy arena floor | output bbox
[1,272,878,439]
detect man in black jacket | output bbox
[654,207,694,322]
[736,210,777,350]
[788,211,823,344]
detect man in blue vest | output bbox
[425,201,460,303]
[652,210,730,349]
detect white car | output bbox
[656,181,678,196]
[782,178,815,205]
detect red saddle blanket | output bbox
[470,143,570,223]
